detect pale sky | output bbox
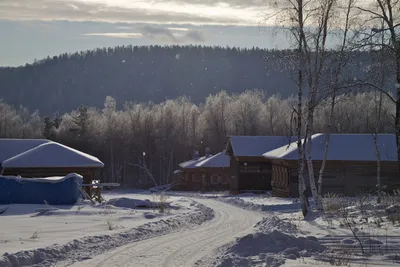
[0,0,292,67]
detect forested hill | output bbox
[0,45,372,115]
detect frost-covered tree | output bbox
[231,90,264,136]
[355,0,400,169]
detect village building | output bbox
[177,149,230,191]
[225,136,296,193]
[0,139,104,186]
[263,134,399,197]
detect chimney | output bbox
[205,147,211,158]
[193,150,200,160]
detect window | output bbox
[192,173,200,183]
[211,174,218,184]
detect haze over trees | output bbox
[0,91,394,187]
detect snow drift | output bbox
[0,201,214,267]
[228,230,326,257]
[214,216,326,267]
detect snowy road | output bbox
[71,198,263,267]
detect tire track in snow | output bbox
[71,198,263,267]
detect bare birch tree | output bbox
[266,0,311,217]
[302,0,339,212]
[355,0,400,169]
[318,0,356,196]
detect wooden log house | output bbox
[0,140,104,188]
[263,134,400,197]
[225,136,296,193]
[177,149,230,191]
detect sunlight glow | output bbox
[82,32,143,38]
[70,0,261,25]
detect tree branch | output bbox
[337,82,396,104]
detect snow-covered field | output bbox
[211,192,400,267]
[0,190,214,266]
[2,190,400,267]
[71,198,262,267]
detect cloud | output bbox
[67,4,79,10]
[0,0,262,26]
[82,32,142,38]
[184,30,205,42]
[167,27,189,32]
[139,25,206,43]
[115,26,132,30]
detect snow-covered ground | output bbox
[71,198,263,267]
[3,190,400,267]
[211,192,400,267]
[0,191,214,266]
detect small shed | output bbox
[1,141,104,186]
[225,136,296,193]
[178,150,230,191]
[263,134,399,197]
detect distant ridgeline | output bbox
[0,45,394,115]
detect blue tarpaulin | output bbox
[0,174,83,205]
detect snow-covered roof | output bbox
[179,156,208,169]
[227,136,296,157]
[179,151,230,169]
[2,142,104,168]
[263,133,397,162]
[196,151,230,168]
[0,139,50,163]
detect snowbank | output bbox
[214,216,325,267]
[255,216,308,235]
[218,194,300,213]
[107,197,157,209]
[228,230,326,256]
[0,201,214,267]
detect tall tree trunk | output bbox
[373,92,382,204]
[306,106,323,211]
[396,48,400,173]
[374,132,382,203]
[318,0,353,197]
[110,140,114,183]
[318,94,335,195]
[297,0,309,218]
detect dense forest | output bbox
[0,45,379,115]
[0,91,394,187]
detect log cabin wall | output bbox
[229,157,240,193]
[271,160,399,197]
[182,168,230,191]
[235,157,272,192]
[271,161,290,197]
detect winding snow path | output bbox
[71,198,262,267]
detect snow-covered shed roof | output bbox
[2,142,104,168]
[179,151,230,169]
[263,133,397,162]
[0,139,50,163]
[179,156,208,169]
[227,136,296,157]
[196,151,230,168]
